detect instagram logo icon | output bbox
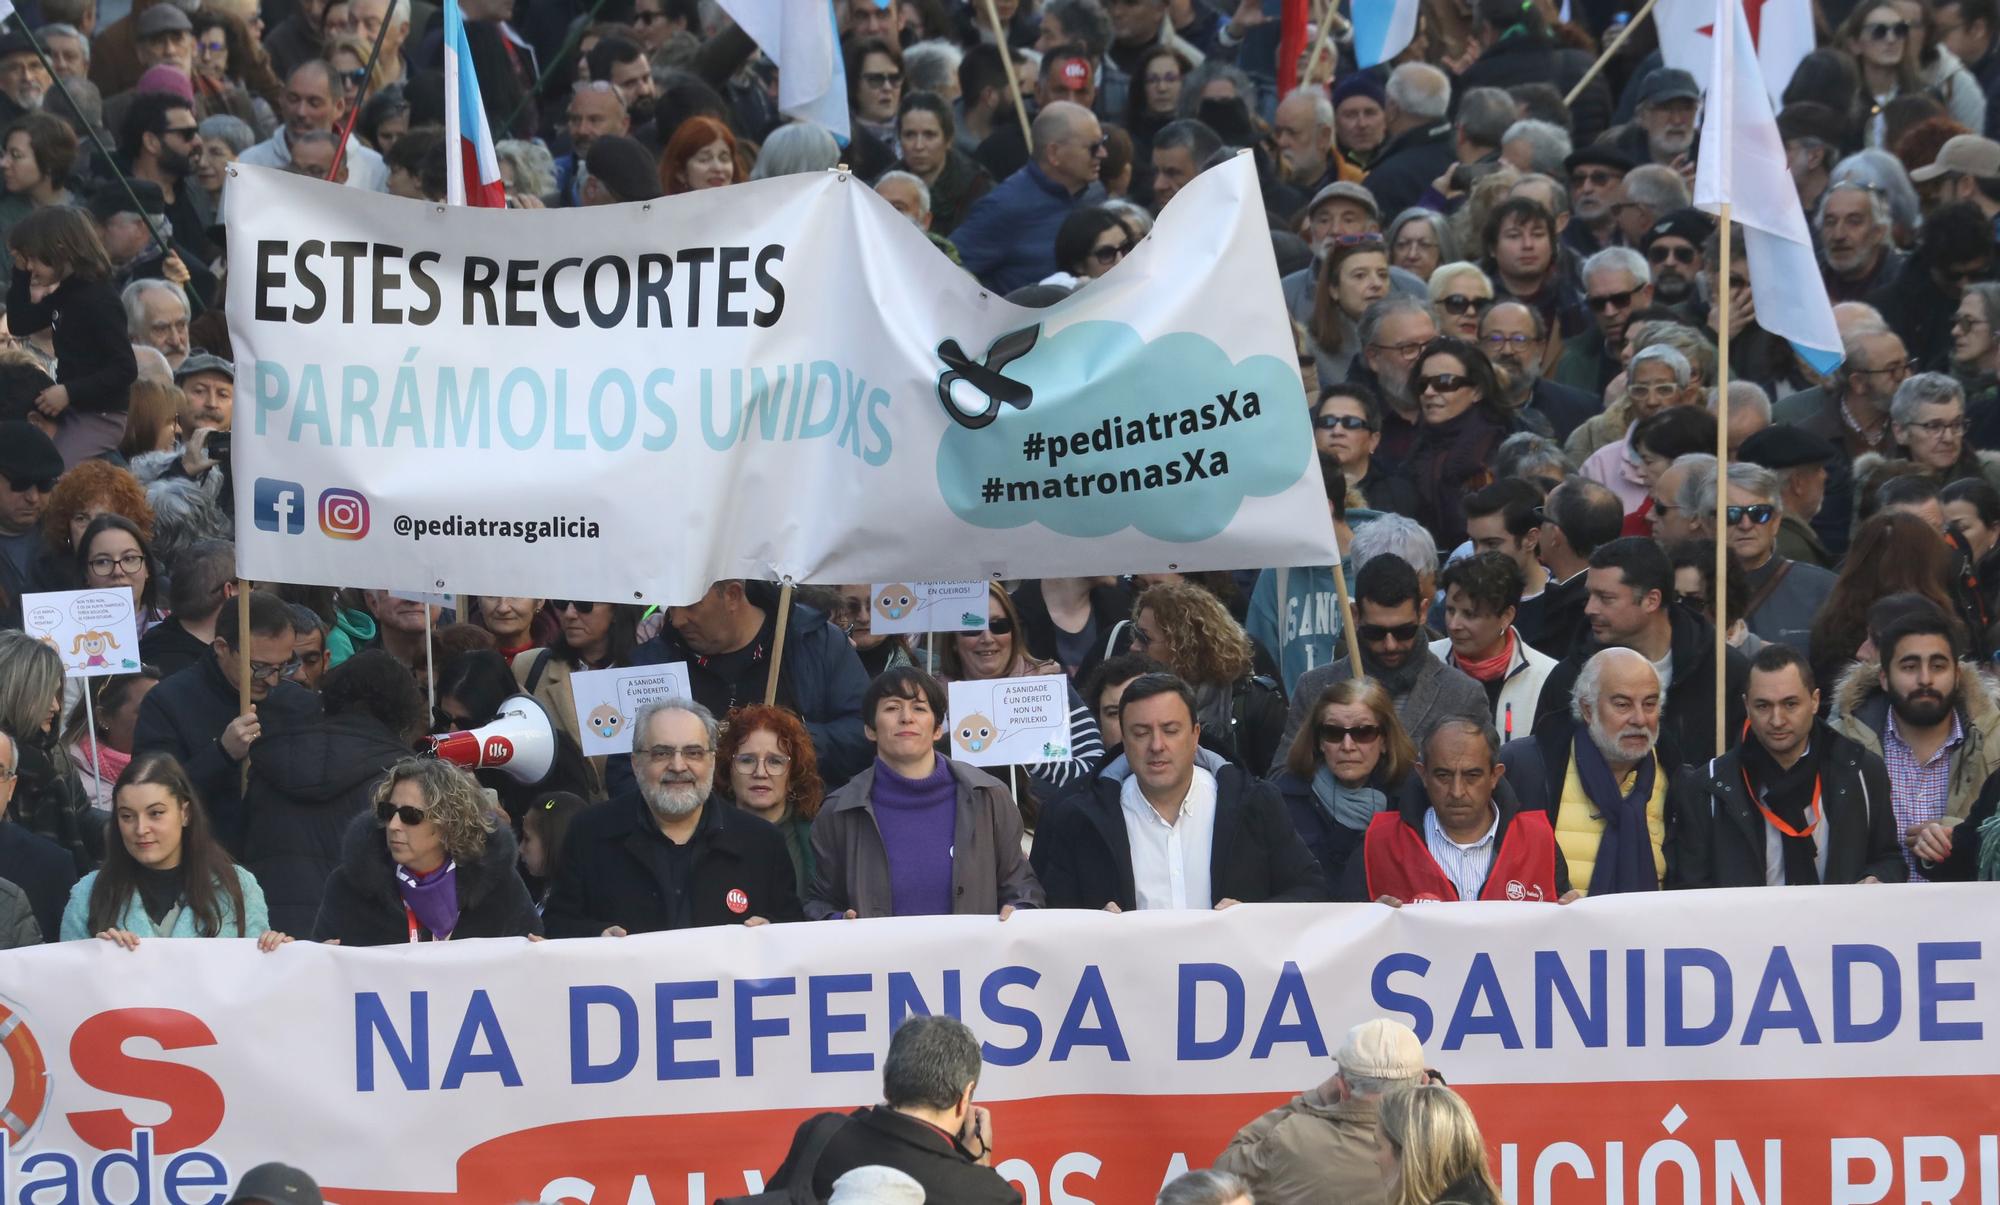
[318,488,371,539]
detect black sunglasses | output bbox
[551,599,597,614]
[1358,622,1422,642]
[1863,19,1912,39]
[3,473,57,493]
[1317,722,1383,745]
[1649,244,1698,265]
[984,616,1015,636]
[1090,240,1134,265]
[1420,373,1471,394]
[1588,287,1639,312]
[1439,293,1488,315]
[1726,504,1777,526]
[375,799,428,826]
[1314,413,1375,431]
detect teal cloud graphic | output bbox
[935,320,1311,543]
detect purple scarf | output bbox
[395,859,460,940]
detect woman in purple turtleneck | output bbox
[312,759,542,945]
[805,667,1045,920]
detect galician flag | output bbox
[715,0,849,141]
[1692,0,1842,375]
[444,0,506,207]
[1658,0,1813,109]
[1351,0,1420,68]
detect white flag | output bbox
[1657,0,1811,108]
[715,0,849,142]
[1692,0,1842,374]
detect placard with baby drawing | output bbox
[22,589,143,679]
[865,581,989,634]
[944,674,1071,768]
[568,662,694,756]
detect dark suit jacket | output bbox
[1033,756,1329,909]
[772,1106,1021,1204]
[1665,727,1909,888]
[1528,377,1600,444]
[0,822,77,944]
[1533,570,1589,661]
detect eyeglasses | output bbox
[1317,722,1383,746]
[375,799,429,826]
[248,657,302,682]
[1571,168,1621,187]
[1330,233,1386,249]
[162,125,201,141]
[1851,358,1919,381]
[1952,314,1991,331]
[3,473,57,494]
[1392,236,1438,255]
[87,552,146,576]
[1726,504,1777,526]
[1627,382,1681,402]
[983,615,1015,636]
[1143,72,1181,85]
[1906,417,1968,435]
[552,599,597,614]
[1420,373,1471,394]
[732,752,792,772]
[1090,240,1134,265]
[198,38,227,53]
[861,71,902,89]
[1439,293,1489,315]
[1480,331,1537,348]
[638,744,713,765]
[1862,20,1912,40]
[1358,622,1422,642]
[1314,413,1375,431]
[1368,339,1428,358]
[1587,287,1639,312]
[1648,244,1698,265]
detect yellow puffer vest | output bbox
[1557,753,1667,894]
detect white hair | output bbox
[1282,83,1333,129]
[1714,379,1770,423]
[1501,119,1571,177]
[752,121,840,179]
[1350,512,1440,581]
[1672,452,1717,515]
[902,38,962,95]
[875,169,931,214]
[1570,646,1658,722]
[1583,245,1650,289]
[1385,62,1450,120]
[122,278,188,338]
[1157,1170,1253,1205]
[1727,460,1782,511]
[1891,371,1964,427]
[1630,343,1691,387]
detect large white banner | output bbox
[1,887,1996,1203]
[223,158,1334,604]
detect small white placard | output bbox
[22,588,144,679]
[945,674,1071,767]
[568,662,693,756]
[390,590,453,606]
[866,581,990,634]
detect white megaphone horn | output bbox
[426,693,556,783]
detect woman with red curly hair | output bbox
[716,704,824,895]
[38,460,154,590]
[658,115,746,196]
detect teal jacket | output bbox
[60,865,270,940]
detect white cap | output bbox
[1336,1018,1426,1079]
[829,1166,928,1205]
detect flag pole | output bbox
[1714,205,1732,756]
[978,0,1034,148]
[1332,559,1365,682]
[764,580,796,706]
[1300,0,1345,86]
[1565,0,1662,105]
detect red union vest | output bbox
[1363,809,1560,902]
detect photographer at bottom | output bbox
[762,1014,1019,1204]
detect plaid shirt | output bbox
[1882,709,1965,883]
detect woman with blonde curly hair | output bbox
[1376,1083,1504,1205]
[716,704,825,896]
[312,758,541,944]
[1130,581,1287,770]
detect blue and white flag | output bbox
[1692,0,1842,374]
[715,0,849,141]
[1351,0,1420,68]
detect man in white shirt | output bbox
[237,60,387,191]
[1034,674,1327,909]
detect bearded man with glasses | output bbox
[135,589,322,856]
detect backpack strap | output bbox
[523,646,557,694]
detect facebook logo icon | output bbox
[253,478,306,534]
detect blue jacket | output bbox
[620,596,871,790]
[951,162,1104,295]
[60,864,269,940]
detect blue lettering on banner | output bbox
[1049,966,1129,1062]
[1918,941,1983,1041]
[443,991,522,1089]
[0,1131,231,1205]
[887,969,962,1030]
[656,981,720,1080]
[1178,963,1245,1061]
[734,978,796,1077]
[979,966,1042,1067]
[1742,948,1820,1045]
[1832,944,1901,1042]
[1535,949,1608,1049]
[1249,962,1326,1059]
[810,974,874,1075]
[1371,952,1435,1043]
[1444,954,1523,1051]
[1665,948,1733,1047]
[569,985,639,1084]
[356,991,427,1091]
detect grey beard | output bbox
[1588,714,1658,764]
[642,777,708,819]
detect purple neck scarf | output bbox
[395,859,460,940]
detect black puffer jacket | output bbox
[311,810,542,945]
[1456,32,1613,145]
[243,712,413,934]
[9,728,93,872]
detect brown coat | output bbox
[509,647,605,799]
[1212,1084,1387,1205]
[804,759,1043,919]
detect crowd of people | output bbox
[1,0,2000,1195]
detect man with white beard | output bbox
[1499,647,1673,896]
[543,699,803,936]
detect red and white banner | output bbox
[1,885,1996,1203]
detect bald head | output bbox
[1032,100,1093,156]
[1833,302,1886,338]
[1032,100,1102,191]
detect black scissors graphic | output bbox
[936,324,1040,430]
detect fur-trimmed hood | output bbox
[1830,655,2000,825]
